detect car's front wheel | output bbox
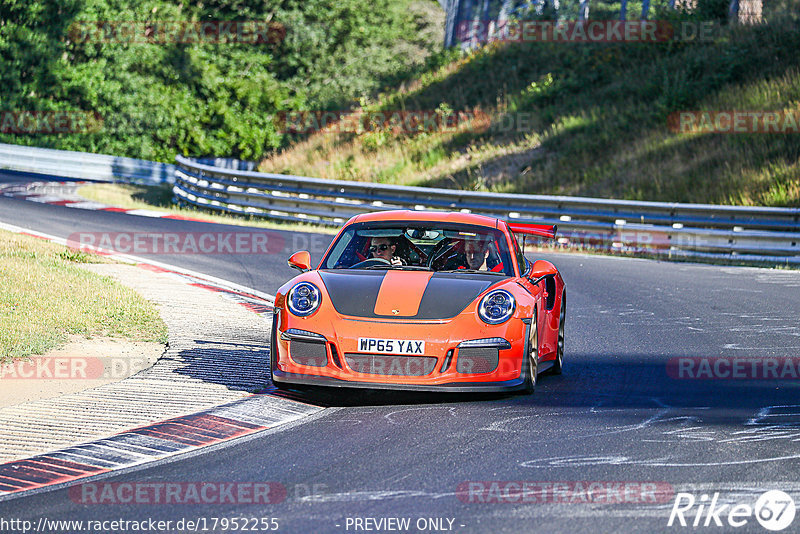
[522,310,538,394]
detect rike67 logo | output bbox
[668,490,796,531]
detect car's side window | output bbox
[325,228,357,268]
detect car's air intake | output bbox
[344,354,437,376]
[456,347,499,374]
[289,341,328,367]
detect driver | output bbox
[369,237,403,266]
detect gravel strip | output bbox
[0,263,276,463]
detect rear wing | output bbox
[507,222,557,240]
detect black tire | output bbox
[548,292,565,376]
[522,310,538,394]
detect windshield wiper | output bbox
[362,265,431,271]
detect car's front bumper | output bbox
[271,368,527,393]
[273,310,531,391]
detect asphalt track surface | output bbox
[2,175,800,533]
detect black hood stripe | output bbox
[318,270,497,320]
[318,270,384,318]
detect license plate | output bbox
[357,338,425,355]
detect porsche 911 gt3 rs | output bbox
[270,210,565,394]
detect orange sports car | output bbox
[270,210,565,394]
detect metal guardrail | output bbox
[0,143,175,184]
[0,142,796,264]
[174,155,800,263]
[442,0,760,49]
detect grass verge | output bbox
[0,230,168,364]
[259,7,800,207]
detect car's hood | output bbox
[317,269,503,320]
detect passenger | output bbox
[462,237,503,272]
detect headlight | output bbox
[478,289,515,324]
[287,282,321,316]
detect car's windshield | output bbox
[321,222,515,276]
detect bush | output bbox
[0,0,443,161]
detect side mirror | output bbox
[288,250,312,272]
[523,258,533,276]
[529,259,557,285]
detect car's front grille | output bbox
[289,341,328,367]
[456,347,499,374]
[344,354,437,376]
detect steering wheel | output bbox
[349,257,391,269]
[426,240,457,270]
[406,240,428,263]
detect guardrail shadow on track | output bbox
[171,343,272,393]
